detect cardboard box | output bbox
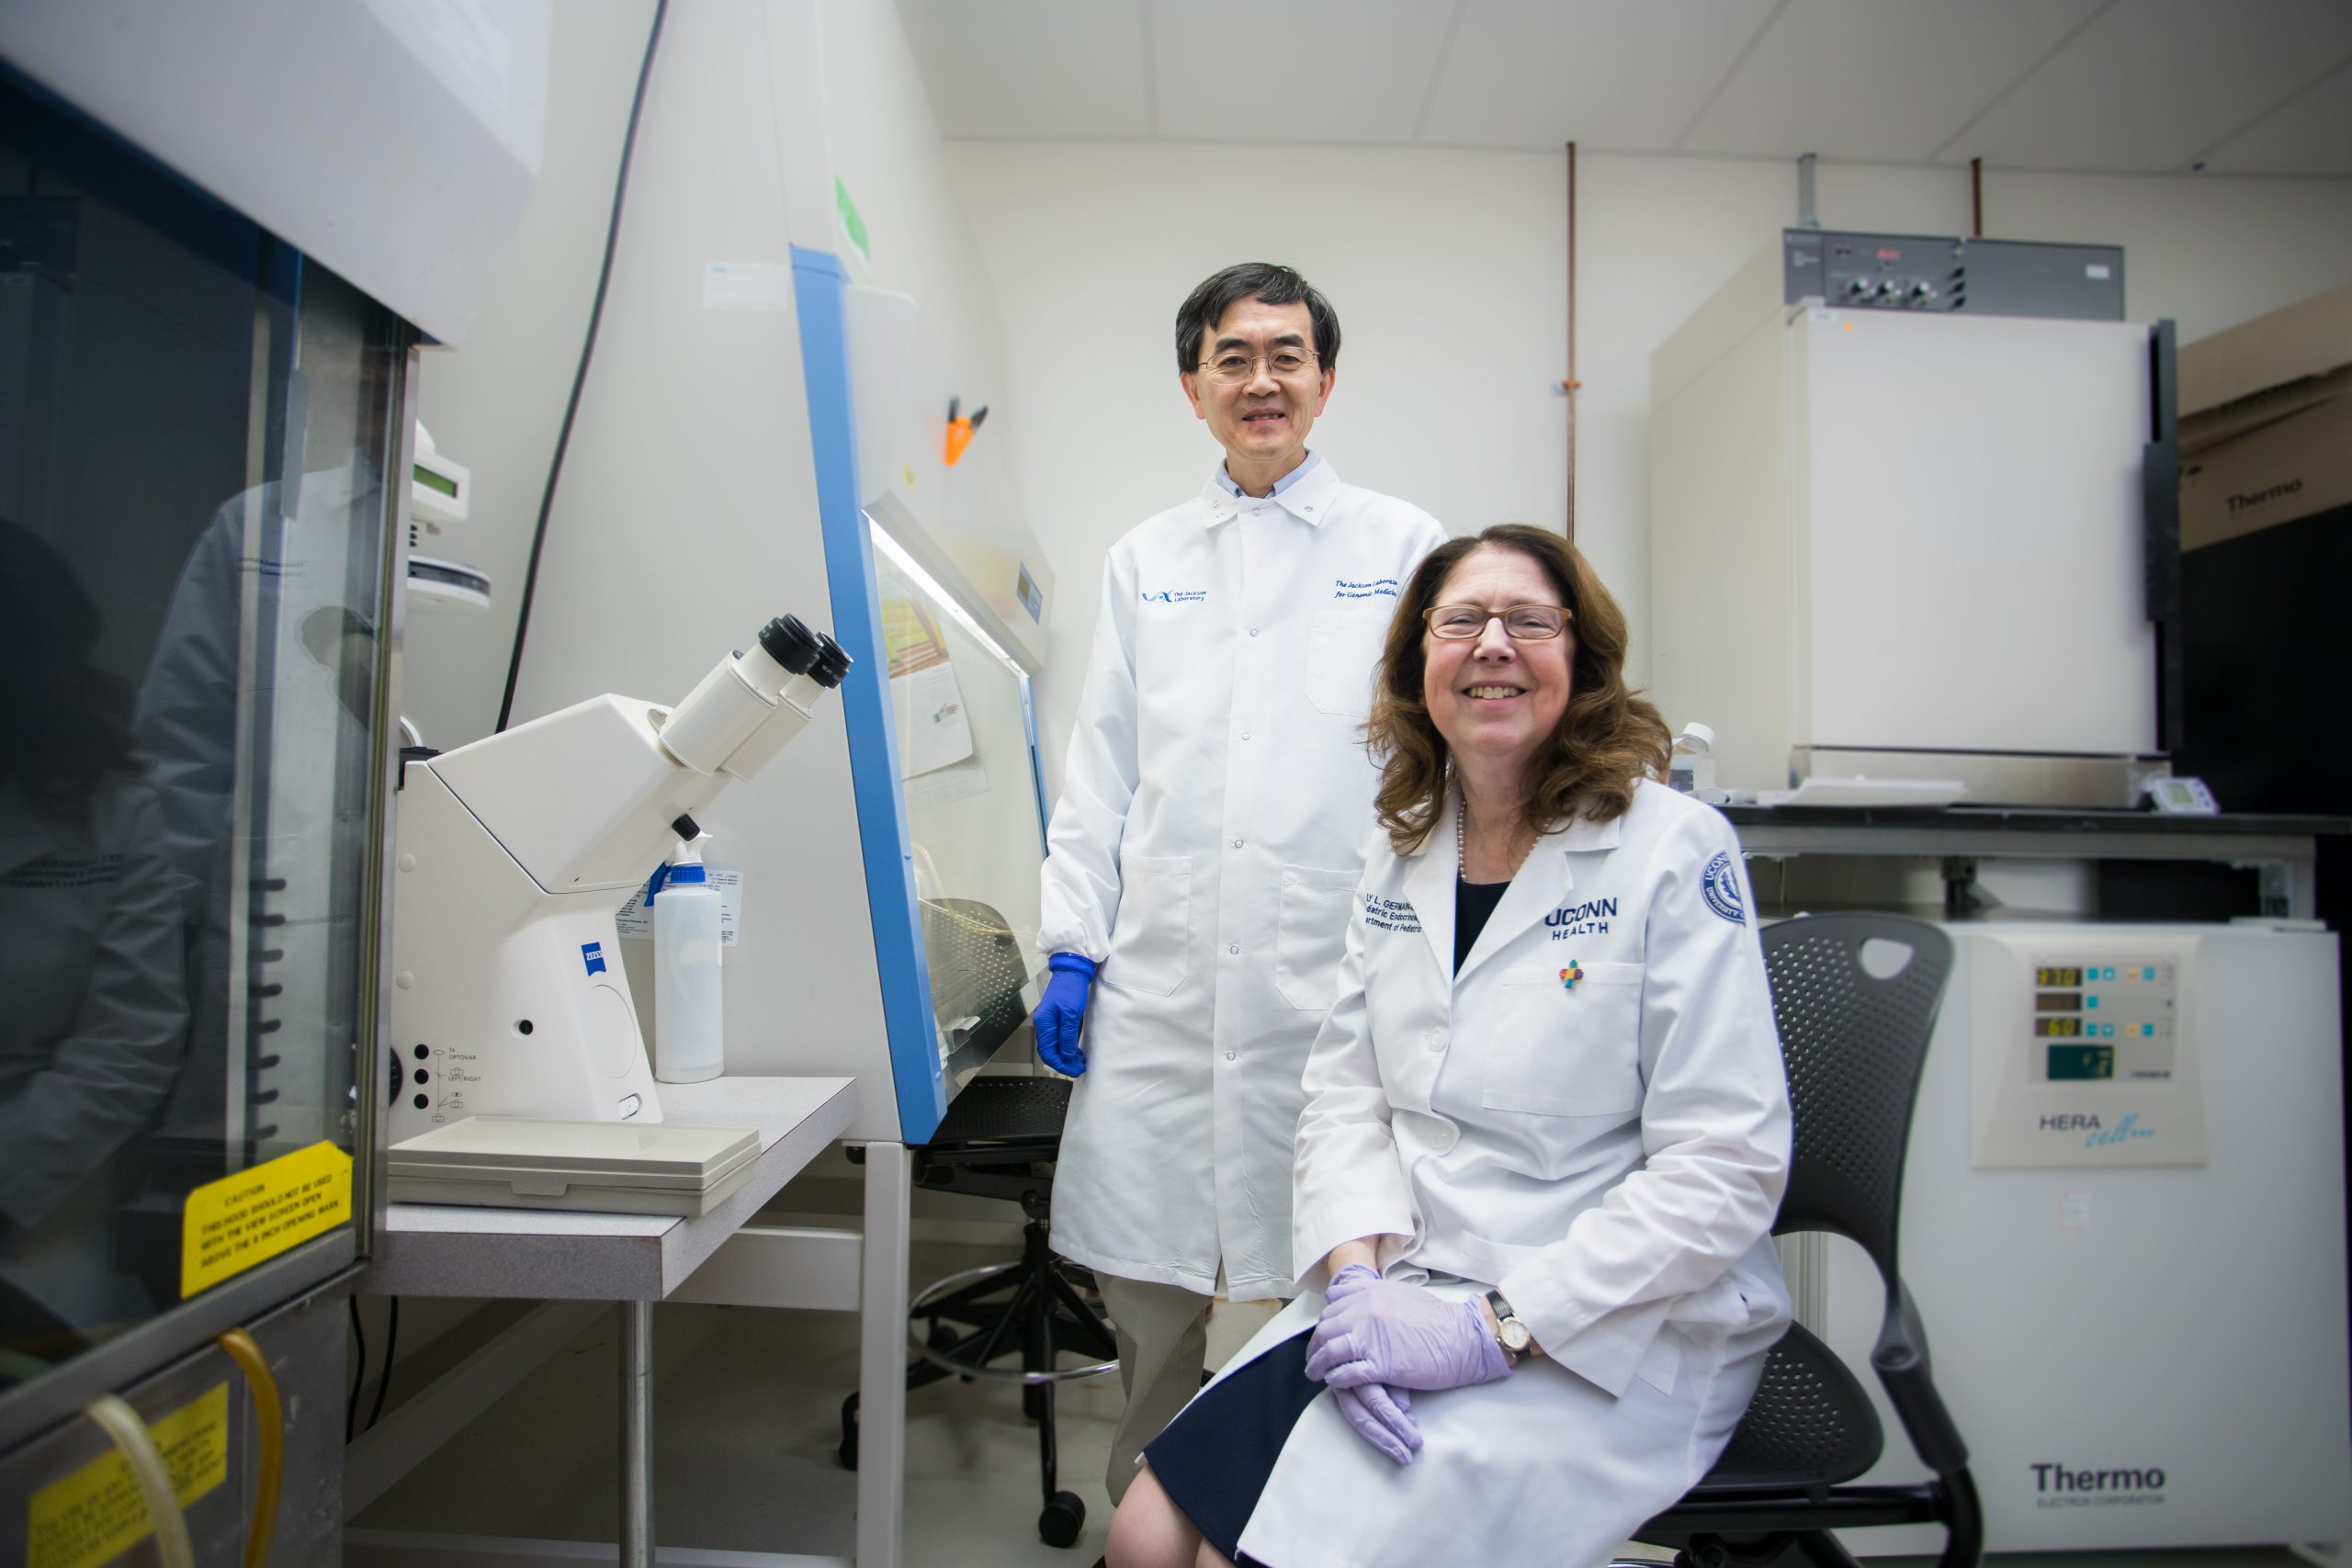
[2178,281,2352,549]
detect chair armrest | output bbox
[1872,1280,1969,1476]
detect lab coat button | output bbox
[1225,1051,1237,1062]
[1424,1028,1446,1051]
[1231,838,1243,849]
[1227,943,1241,955]
[1250,627,1260,637]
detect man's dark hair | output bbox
[1174,263,1340,374]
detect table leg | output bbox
[857,1144,910,1568]
[621,1298,654,1566]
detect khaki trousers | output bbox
[1094,1272,1214,1504]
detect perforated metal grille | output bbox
[929,1074,1070,1145]
[921,897,1036,1063]
[1762,915,1953,1276]
[1704,1323,1883,1488]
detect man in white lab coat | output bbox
[1031,263,1447,1505]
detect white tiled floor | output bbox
[349,1247,2321,1568]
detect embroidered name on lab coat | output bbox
[1545,896,1618,939]
[1332,577,1400,599]
[1141,588,1208,604]
[1363,896,1421,933]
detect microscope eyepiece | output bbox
[811,634,853,689]
[757,615,821,675]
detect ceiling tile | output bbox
[2188,55,2352,175]
[1148,0,1459,143]
[895,0,1150,140]
[1952,0,2352,173]
[1420,0,1781,151]
[1681,0,2106,163]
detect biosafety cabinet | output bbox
[0,3,548,1554]
[1650,231,2177,807]
[1808,920,2352,1553]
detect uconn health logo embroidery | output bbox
[1702,852,1745,925]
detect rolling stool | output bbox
[841,1074,1118,1548]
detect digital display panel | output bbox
[413,463,460,498]
[2048,1044,2115,1080]
[2036,966,2085,987]
[2034,1017,2084,1038]
[2035,991,2081,1013]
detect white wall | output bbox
[944,141,2352,791]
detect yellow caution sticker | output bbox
[181,1139,353,1298]
[26,1383,229,1568]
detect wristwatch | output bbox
[1485,1290,1537,1362]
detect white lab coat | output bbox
[1039,460,1446,1300]
[1219,780,1793,1568]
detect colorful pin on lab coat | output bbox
[1560,960,1584,990]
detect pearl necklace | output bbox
[1457,799,1533,882]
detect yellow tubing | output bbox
[214,1327,284,1568]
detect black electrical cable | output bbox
[345,1296,368,1441]
[494,0,671,732]
[365,1296,401,1431]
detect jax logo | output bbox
[1701,852,1744,925]
[1333,577,1400,599]
[581,941,608,976]
[1142,588,1208,604]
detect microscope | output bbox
[386,615,850,1144]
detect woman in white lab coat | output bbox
[1105,525,1792,1568]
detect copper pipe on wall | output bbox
[1564,139,1578,541]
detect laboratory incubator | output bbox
[1808,920,2352,1552]
[1650,231,2175,807]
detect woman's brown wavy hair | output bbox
[1366,525,1670,855]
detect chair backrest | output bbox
[1760,913,1955,1282]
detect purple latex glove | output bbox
[1306,1278,1511,1393]
[1032,953,1095,1077]
[1319,1263,1422,1463]
[1333,1381,1420,1465]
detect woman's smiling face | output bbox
[1420,545,1575,776]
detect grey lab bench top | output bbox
[368,1075,856,1302]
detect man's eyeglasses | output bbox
[1195,348,1320,386]
[1423,604,1572,640]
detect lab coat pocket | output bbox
[1102,854,1192,997]
[1304,605,1389,717]
[1272,864,1360,1010]
[1483,961,1645,1116]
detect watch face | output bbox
[1500,1318,1532,1352]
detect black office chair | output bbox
[839,902,1117,1551]
[1629,912,1983,1568]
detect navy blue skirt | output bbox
[1142,1330,1323,1567]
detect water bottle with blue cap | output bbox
[648,813,723,1083]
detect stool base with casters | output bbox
[841,1077,1117,1548]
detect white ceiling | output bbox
[894,0,2352,177]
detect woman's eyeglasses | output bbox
[1421,604,1572,640]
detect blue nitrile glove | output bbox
[1321,1263,1422,1464]
[1033,953,1097,1077]
[1306,1277,1511,1393]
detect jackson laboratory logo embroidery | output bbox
[1702,852,1745,925]
[1332,577,1401,599]
[1141,589,1208,604]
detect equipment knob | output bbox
[757,614,821,674]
